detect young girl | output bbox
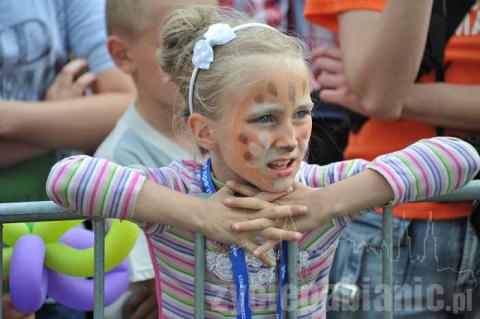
[46,5,480,318]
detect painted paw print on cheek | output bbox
[238,132,269,168]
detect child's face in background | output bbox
[129,0,216,109]
[128,7,179,108]
[211,58,313,192]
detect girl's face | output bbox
[210,59,313,192]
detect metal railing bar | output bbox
[194,233,206,318]
[382,207,394,319]
[0,201,81,223]
[418,180,480,202]
[0,223,3,319]
[287,241,298,319]
[93,218,105,319]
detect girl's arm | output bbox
[229,137,480,242]
[46,156,305,261]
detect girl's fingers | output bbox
[239,239,275,266]
[257,205,307,220]
[259,227,303,241]
[232,218,302,240]
[253,239,278,266]
[259,254,276,267]
[226,180,293,202]
[237,238,259,255]
[223,196,269,210]
[224,202,306,220]
[254,188,292,202]
[215,185,235,198]
[225,180,259,196]
[232,218,275,231]
[254,240,280,259]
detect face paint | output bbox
[288,82,296,106]
[254,95,265,104]
[210,59,313,192]
[243,151,254,162]
[238,133,248,144]
[267,82,278,97]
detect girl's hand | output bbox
[225,181,333,258]
[201,186,307,266]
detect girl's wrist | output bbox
[185,197,210,234]
[309,188,345,226]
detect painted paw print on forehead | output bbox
[254,82,279,104]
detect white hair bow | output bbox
[188,22,277,115]
[192,23,236,70]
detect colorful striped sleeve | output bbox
[302,137,480,206]
[46,155,147,220]
[369,136,480,206]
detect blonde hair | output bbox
[157,5,310,123]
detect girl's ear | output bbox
[188,114,217,151]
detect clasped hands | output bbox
[203,181,325,266]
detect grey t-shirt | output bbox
[0,0,113,101]
[95,103,190,282]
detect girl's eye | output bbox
[255,115,274,123]
[294,110,311,119]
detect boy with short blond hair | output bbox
[98,0,214,317]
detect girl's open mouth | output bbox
[267,158,296,177]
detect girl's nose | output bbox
[277,126,298,152]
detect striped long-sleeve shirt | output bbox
[46,137,480,318]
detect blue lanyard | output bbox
[200,159,288,318]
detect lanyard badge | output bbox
[200,159,288,318]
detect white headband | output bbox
[188,22,277,116]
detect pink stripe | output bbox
[431,140,463,188]
[157,245,195,269]
[312,166,319,187]
[87,161,110,215]
[161,276,193,298]
[374,162,404,202]
[402,150,430,198]
[338,162,346,180]
[119,173,141,219]
[49,161,71,204]
[146,237,163,319]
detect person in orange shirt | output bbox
[305,0,480,317]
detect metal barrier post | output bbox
[93,218,106,319]
[194,233,205,318]
[382,207,394,319]
[287,241,299,319]
[0,202,104,318]
[0,223,3,319]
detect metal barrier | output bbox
[0,180,479,318]
[0,202,104,319]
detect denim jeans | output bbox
[327,212,480,318]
